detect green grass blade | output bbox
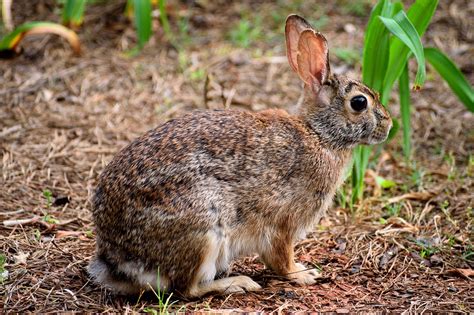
[133,0,152,49]
[425,47,474,111]
[399,62,411,159]
[158,0,172,44]
[62,0,87,27]
[362,0,392,92]
[379,11,426,90]
[382,0,438,104]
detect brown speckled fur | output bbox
[88,15,392,297]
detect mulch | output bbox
[1,0,473,312]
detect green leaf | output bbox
[379,11,426,91]
[362,0,393,92]
[386,116,400,141]
[0,21,81,54]
[376,175,396,189]
[62,0,87,27]
[399,62,411,158]
[158,0,173,44]
[43,214,59,224]
[425,47,474,112]
[133,0,152,49]
[354,0,393,204]
[381,0,438,104]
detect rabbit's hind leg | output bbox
[185,229,261,297]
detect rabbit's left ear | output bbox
[285,14,314,73]
[296,29,330,93]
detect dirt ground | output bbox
[1,0,473,312]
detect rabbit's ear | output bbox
[285,15,314,73]
[296,29,330,92]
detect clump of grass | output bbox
[41,189,59,224]
[139,269,179,315]
[339,0,372,16]
[0,253,7,284]
[334,47,361,66]
[229,17,262,48]
[43,189,53,208]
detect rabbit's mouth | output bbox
[365,121,392,145]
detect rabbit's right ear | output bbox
[285,15,314,73]
[285,15,330,93]
[296,30,330,92]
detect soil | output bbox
[1,0,473,312]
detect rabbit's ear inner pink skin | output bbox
[296,30,330,93]
[285,14,314,73]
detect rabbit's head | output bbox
[285,15,392,149]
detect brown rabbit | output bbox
[88,14,392,297]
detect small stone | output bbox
[344,23,356,34]
[336,308,350,314]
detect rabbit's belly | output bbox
[195,225,268,284]
[195,229,231,283]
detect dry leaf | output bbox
[445,268,474,279]
[386,191,434,205]
[55,230,84,239]
[13,252,29,265]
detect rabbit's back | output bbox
[95,110,319,213]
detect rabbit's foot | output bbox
[188,275,261,297]
[222,276,262,294]
[288,263,321,285]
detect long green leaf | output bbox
[362,0,392,92]
[379,11,426,91]
[159,0,172,43]
[382,0,438,104]
[62,0,87,27]
[0,21,81,54]
[425,47,474,112]
[399,63,411,159]
[353,0,394,204]
[133,0,152,49]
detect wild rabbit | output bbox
[88,14,392,297]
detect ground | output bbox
[1,0,473,313]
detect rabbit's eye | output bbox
[350,95,367,112]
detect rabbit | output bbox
[88,14,392,298]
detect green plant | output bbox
[415,239,438,258]
[43,214,60,224]
[375,175,396,189]
[339,0,372,16]
[385,203,402,217]
[1,0,172,55]
[351,0,473,204]
[143,269,177,315]
[0,21,81,55]
[33,229,41,241]
[43,189,53,208]
[229,17,261,48]
[463,244,473,262]
[410,163,425,189]
[0,253,7,284]
[334,47,361,65]
[62,0,87,27]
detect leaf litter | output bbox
[0,0,473,312]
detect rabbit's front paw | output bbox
[288,263,321,285]
[223,276,262,294]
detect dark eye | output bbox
[350,95,368,112]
